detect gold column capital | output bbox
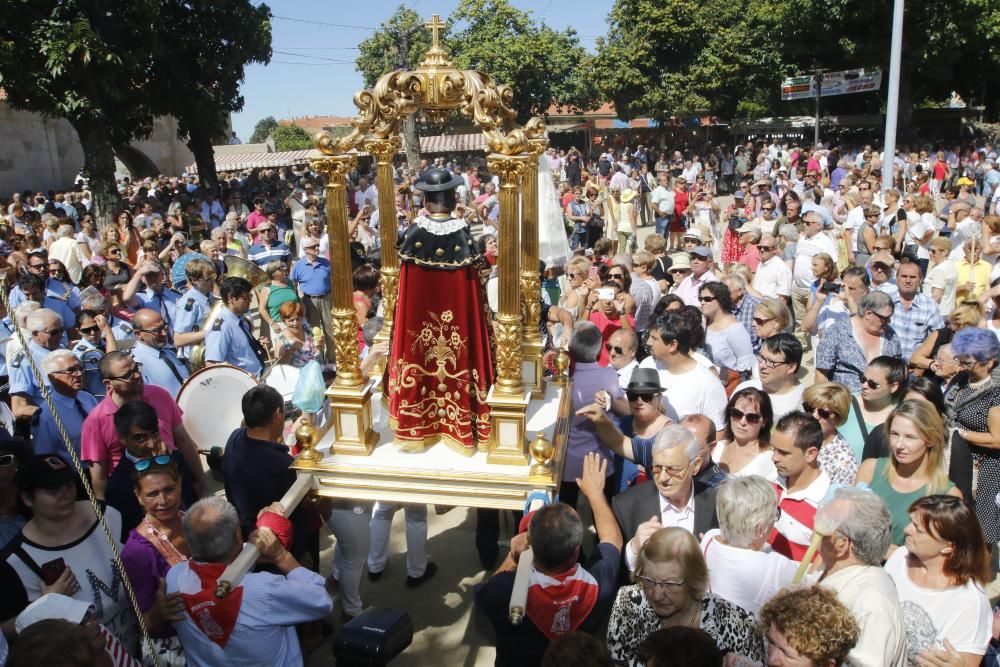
[486,154,529,186]
[312,155,358,183]
[364,137,402,161]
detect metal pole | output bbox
[882,0,905,194]
[814,71,822,148]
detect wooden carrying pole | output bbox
[508,496,546,624]
[215,474,314,597]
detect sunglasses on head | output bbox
[802,403,836,421]
[134,454,172,472]
[730,407,762,425]
[605,344,624,355]
[626,391,658,403]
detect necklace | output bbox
[661,598,702,629]
[143,516,189,565]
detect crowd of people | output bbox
[1,136,1000,666]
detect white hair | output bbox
[56,224,74,239]
[721,273,747,291]
[716,475,778,548]
[650,423,700,462]
[26,308,61,334]
[42,349,77,376]
[13,301,40,329]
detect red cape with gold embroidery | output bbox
[387,216,494,452]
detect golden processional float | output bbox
[216,15,573,618]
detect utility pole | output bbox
[813,69,824,148]
[386,22,423,170]
[882,0,904,194]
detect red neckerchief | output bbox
[180,561,244,648]
[525,563,598,639]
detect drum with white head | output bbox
[176,364,259,452]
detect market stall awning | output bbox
[547,122,590,133]
[188,149,320,174]
[418,132,488,153]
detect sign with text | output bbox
[781,69,883,101]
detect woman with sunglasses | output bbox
[855,401,960,547]
[0,434,29,550]
[711,387,776,479]
[881,189,905,238]
[559,255,593,321]
[815,291,901,393]
[751,297,792,343]
[839,356,907,463]
[120,455,189,663]
[607,527,764,667]
[801,382,859,485]
[885,496,991,666]
[944,327,1000,546]
[699,282,753,395]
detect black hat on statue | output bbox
[413,167,464,193]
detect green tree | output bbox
[449,0,598,123]
[272,124,313,151]
[153,0,272,191]
[0,0,160,227]
[356,5,432,168]
[250,116,279,143]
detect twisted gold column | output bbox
[312,155,377,455]
[365,137,402,379]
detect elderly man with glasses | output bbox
[32,349,99,459]
[9,308,67,425]
[749,233,792,302]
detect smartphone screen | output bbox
[40,558,66,585]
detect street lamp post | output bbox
[882,0,904,194]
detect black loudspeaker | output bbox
[333,608,413,666]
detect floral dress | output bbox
[721,202,752,264]
[274,328,320,368]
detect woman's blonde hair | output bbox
[632,250,655,270]
[802,382,850,426]
[949,301,983,330]
[564,255,590,278]
[635,527,708,601]
[883,400,950,494]
[754,297,792,331]
[914,194,935,214]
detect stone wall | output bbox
[0,103,195,195]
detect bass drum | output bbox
[262,363,300,404]
[176,364,259,453]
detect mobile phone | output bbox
[820,282,843,294]
[597,288,616,301]
[588,266,601,281]
[40,558,66,585]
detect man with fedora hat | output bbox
[386,167,494,453]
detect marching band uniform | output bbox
[174,286,214,361]
[204,308,265,377]
[131,340,189,399]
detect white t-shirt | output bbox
[711,441,778,480]
[638,357,727,428]
[844,205,865,239]
[699,530,798,614]
[650,186,675,216]
[884,547,992,662]
[792,232,839,289]
[751,255,792,298]
[732,378,805,421]
[925,259,958,317]
[904,213,933,260]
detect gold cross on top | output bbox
[425,14,445,49]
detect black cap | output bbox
[0,429,30,459]
[413,167,464,193]
[17,455,79,493]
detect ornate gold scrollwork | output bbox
[493,315,524,395]
[332,307,362,387]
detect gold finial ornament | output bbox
[553,348,571,384]
[529,431,554,476]
[295,414,321,464]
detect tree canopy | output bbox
[250,116,279,143]
[272,124,313,151]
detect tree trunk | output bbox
[403,114,420,170]
[74,121,122,231]
[188,129,219,192]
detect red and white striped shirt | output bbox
[768,471,831,561]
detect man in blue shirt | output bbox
[290,238,333,363]
[9,308,66,426]
[247,222,291,268]
[204,277,266,377]
[8,250,81,315]
[33,349,99,457]
[130,309,189,398]
[123,261,180,333]
[172,258,218,361]
[16,274,76,339]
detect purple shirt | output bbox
[120,529,172,615]
[566,362,623,480]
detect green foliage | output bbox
[250,116,279,143]
[356,5,432,87]
[356,0,598,124]
[272,124,314,151]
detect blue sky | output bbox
[232,0,614,140]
